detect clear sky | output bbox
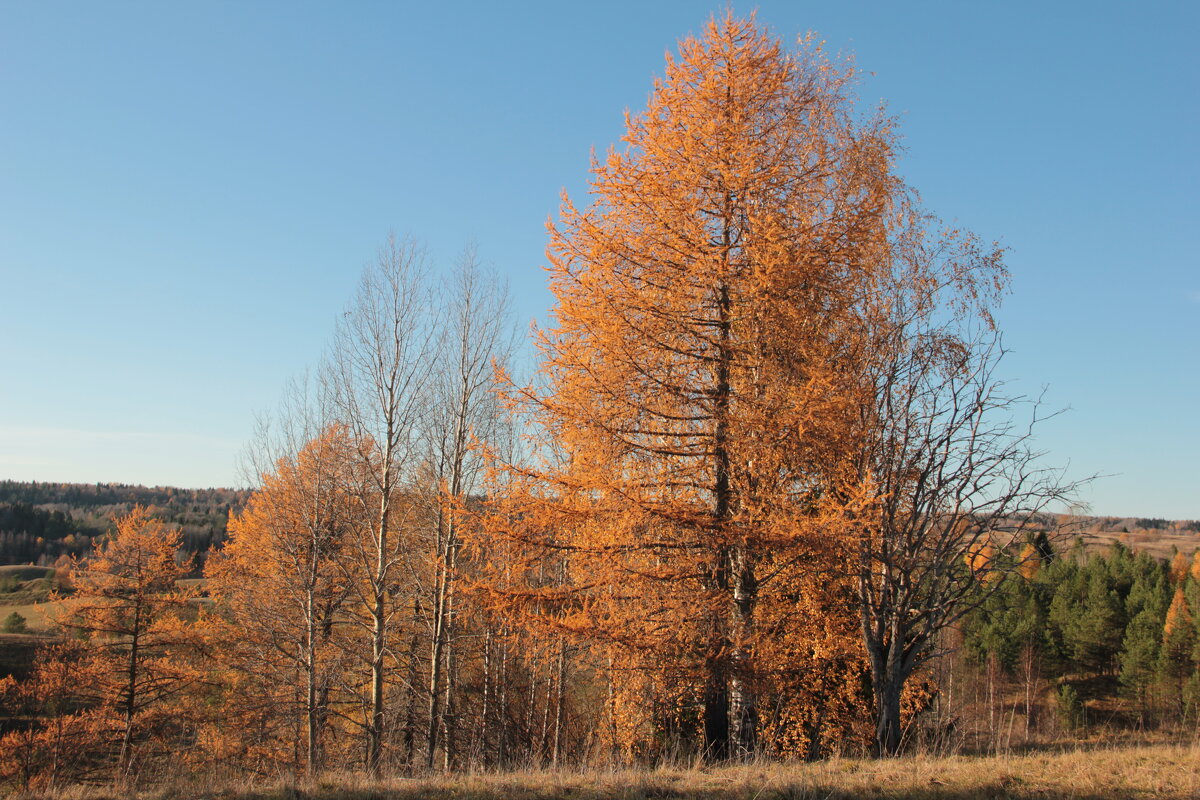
[1,2,1196,519]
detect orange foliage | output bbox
[1163,586,1192,639]
[965,540,997,576]
[202,425,365,774]
[0,508,196,787]
[1018,542,1041,581]
[0,642,101,791]
[1168,550,1191,585]
[488,12,892,760]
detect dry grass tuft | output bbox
[10,741,1200,800]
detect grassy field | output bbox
[0,601,56,632]
[1080,529,1199,561]
[0,566,56,581]
[10,741,1198,800]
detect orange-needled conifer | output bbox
[49,507,193,783]
[489,13,896,761]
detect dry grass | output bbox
[0,597,75,632]
[0,567,55,581]
[14,741,1200,800]
[1078,529,1199,561]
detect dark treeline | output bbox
[0,481,248,567]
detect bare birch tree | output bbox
[420,247,515,769]
[851,224,1083,756]
[332,235,438,773]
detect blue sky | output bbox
[0,1,1196,519]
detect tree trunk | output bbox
[367,476,391,775]
[441,641,456,770]
[729,546,757,760]
[425,509,448,769]
[478,627,492,766]
[703,654,730,762]
[875,671,903,757]
[867,623,909,758]
[305,556,321,775]
[703,276,734,763]
[552,637,566,767]
[117,599,142,780]
[498,635,509,766]
[403,622,420,766]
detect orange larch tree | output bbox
[1168,550,1191,585]
[491,13,897,761]
[204,423,362,775]
[53,507,193,782]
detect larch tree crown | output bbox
[494,13,902,761]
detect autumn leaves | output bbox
[498,13,1056,761]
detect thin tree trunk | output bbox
[539,651,553,760]
[441,641,456,770]
[368,482,390,774]
[403,621,420,766]
[498,634,509,766]
[729,545,757,760]
[552,637,567,767]
[704,276,734,763]
[425,505,448,769]
[987,654,997,753]
[479,626,492,765]
[306,616,318,774]
[606,654,618,766]
[117,598,142,780]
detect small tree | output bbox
[1159,587,1195,717]
[2,611,27,633]
[1119,567,1169,721]
[206,424,361,774]
[53,507,192,781]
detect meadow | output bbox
[5,742,1197,800]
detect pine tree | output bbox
[1119,568,1168,718]
[1064,562,1125,674]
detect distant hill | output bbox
[1069,513,1200,560]
[0,480,249,568]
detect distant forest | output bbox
[2,478,1194,572]
[0,481,249,568]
